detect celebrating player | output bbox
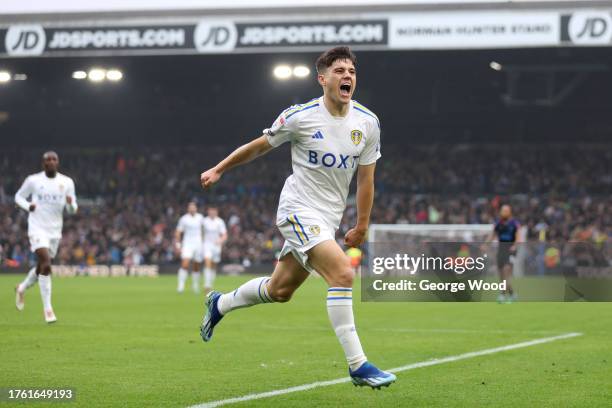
[487,204,522,303]
[202,206,227,294]
[14,151,78,323]
[199,46,396,388]
[175,201,205,293]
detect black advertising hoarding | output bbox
[0,28,5,55]
[3,10,612,58]
[0,19,388,57]
[235,20,388,48]
[2,24,194,57]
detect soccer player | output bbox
[14,151,78,323]
[199,46,396,388]
[202,206,227,294]
[487,204,522,303]
[175,202,205,293]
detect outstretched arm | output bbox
[201,135,274,189]
[344,163,376,247]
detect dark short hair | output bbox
[315,46,356,74]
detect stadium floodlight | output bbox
[0,71,11,83]
[293,65,310,78]
[273,65,292,80]
[72,71,87,80]
[106,69,123,81]
[13,73,27,81]
[88,68,106,82]
[489,61,503,71]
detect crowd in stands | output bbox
[0,144,610,267]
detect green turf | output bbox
[1,274,611,407]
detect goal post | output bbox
[369,224,528,277]
[370,224,493,242]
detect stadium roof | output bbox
[1,0,611,20]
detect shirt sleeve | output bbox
[219,220,227,235]
[66,178,78,214]
[359,121,382,166]
[14,176,33,211]
[176,217,185,232]
[263,108,295,148]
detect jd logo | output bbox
[194,20,237,53]
[568,12,612,45]
[5,25,46,56]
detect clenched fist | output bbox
[344,226,367,248]
[200,167,222,189]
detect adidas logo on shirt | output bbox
[312,131,324,139]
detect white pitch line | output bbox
[189,332,583,408]
[260,324,565,336]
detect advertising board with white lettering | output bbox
[1,10,612,57]
[0,19,387,57]
[2,24,193,57]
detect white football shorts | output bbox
[181,241,204,263]
[29,235,61,259]
[203,243,222,263]
[277,212,334,274]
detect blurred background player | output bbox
[199,47,396,389]
[174,201,205,293]
[202,206,227,294]
[14,151,78,323]
[486,204,522,303]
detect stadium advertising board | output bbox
[388,11,559,49]
[0,19,387,57]
[3,24,193,57]
[196,20,387,52]
[560,9,612,46]
[1,10,612,57]
[51,264,159,278]
[388,9,612,49]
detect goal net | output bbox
[368,224,496,277]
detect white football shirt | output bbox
[14,171,78,238]
[177,213,205,245]
[264,96,381,229]
[203,216,227,246]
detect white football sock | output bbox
[327,287,367,371]
[191,272,201,292]
[177,268,188,291]
[18,267,38,292]
[38,274,53,311]
[217,277,273,315]
[204,267,216,289]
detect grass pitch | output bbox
[1,274,611,407]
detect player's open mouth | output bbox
[340,83,351,97]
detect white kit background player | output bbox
[202,206,227,293]
[175,202,205,293]
[199,47,396,388]
[14,151,78,323]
